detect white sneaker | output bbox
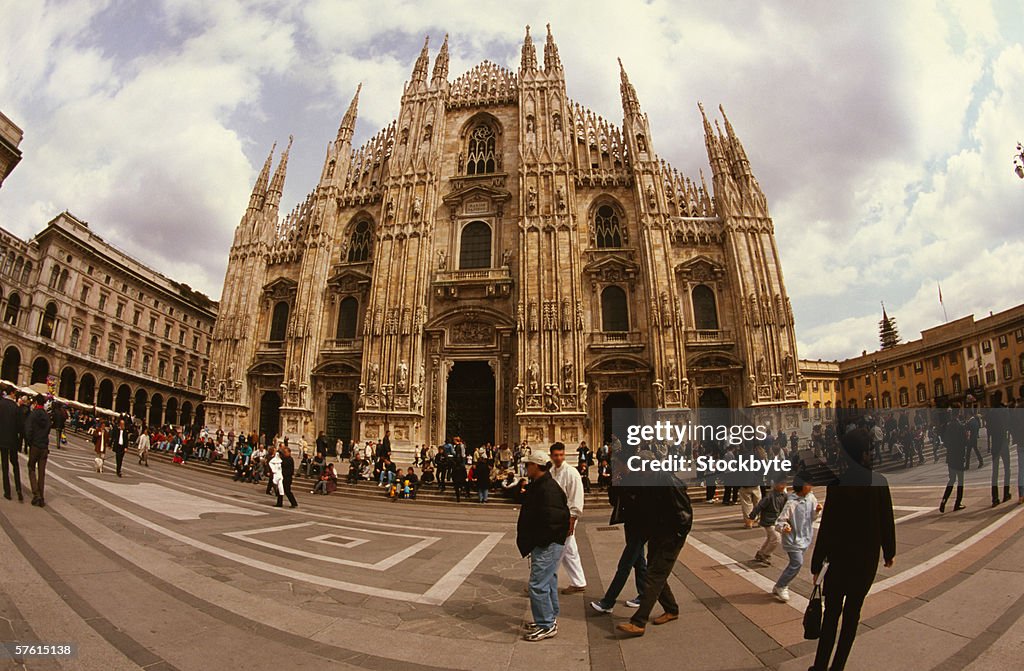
[625,598,641,608]
[590,601,613,614]
[772,586,790,603]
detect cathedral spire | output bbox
[543,23,562,72]
[266,134,292,212]
[336,84,361,145]
[247,142,275,213]
[431,34,449,85]
[410,36,430,87]
[618,58,641,117]
[520,25,538,72]
[718,104,751,174]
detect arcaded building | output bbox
[0,212,216,427]
[205,27,803,455]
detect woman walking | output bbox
[137,427,151,467]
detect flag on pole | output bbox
[938,282,948,322]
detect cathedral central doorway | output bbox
[445,361,495,450]
[325,393,353,456]
[259,391,281,440]
[602,391,637,445]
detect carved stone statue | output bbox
[368,362,379,394]
[646,183,657,209]
[561,299,571,331]
[544,384,559,412]
[412,196,423,220]
[527,301,539,332]
[666,360,678,389]
[652,379,665,407]
[577,382,588,413]
[561,360,574,393]
[356,383,366,409]
[527,185,537,212]
[681,377,691,405]
[397,361,409,394]
[575,300,584,331]
[527,362,539,395]
[555,185,566,212]
[513,384,524,413]
[437,249,448,270]
[501,248,513,267]
[385,198,395,218]
[516,302,525,332]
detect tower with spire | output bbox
[879,303,900,350]
[205,25,805,457]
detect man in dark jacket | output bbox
[111,417,130,477]
[809,428,896,671]
[617,455,693,636]
[0,391,25,501]
[987,403,1012,506]
[517,450,569,642]
[24,395,52,507]
[939,408,968,512]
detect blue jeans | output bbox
[380,471,395,485]
[478,488,488,502]
[529,542,563,628]
[597,530,647,609]
[775,549,805,588]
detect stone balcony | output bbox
[320,338,363,354]
[588,331,645,352]
[433,266,513,300]
[685,329,734,346]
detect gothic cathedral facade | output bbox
[204,27,803,455]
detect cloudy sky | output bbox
[1,0,1023,360]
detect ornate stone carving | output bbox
[397,361,409,394]
[527,301,539,332]
[527,362,539,395]
[527,185,537,212]
[451,321,492,343]
[562,360,574,393]
[367,362,379,394]
[561,298,571,331]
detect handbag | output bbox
[803,578,823,640]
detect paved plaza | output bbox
[1,434,1022,671]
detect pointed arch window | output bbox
[692,284,719,330]
[601,285,629,332]
[459,221,492,269]
[336,296,358,340]
[269,301,289,342]
[594,204,625,248]
[466,124,496,175]
[347,220,371,263]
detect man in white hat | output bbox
[549,442,587,594]
[517,450,569,642]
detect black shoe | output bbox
[274,503,283,507]
[992,499,1000,508]
[31,498,40,506]
[117,473,123,478]
[37,499,45,508]
[2,492,9,501]
[954,504,966,511]
[290,504,298,508]
[939,500,946,513]
[1003,490,1012,503]
[17,491,23,502]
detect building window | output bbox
[823,380,831,392]
[178,329,185,345]
[149,316,156,334]
[933,378,944,397]
[3,293,20,326]
[336,296,358,340]
[811,381,819,392]
[205,342,211,355]
[48,265,60,288]
[931,356,940,369]
[969,374,979,388]
[164,324,171,339]
[985,369,996,384]
[881,391,891,408]
[998,334,1008,348]
[192,335,199,350]
[172,364,181,383]
[916,383,927,402]
[881,370,888,382]
[132,310,140,326]
[89,335,99,356]
[982,339,992,353]
[691,284,719,330]
[465,124,497,175]
[914,361,923,373]
[20,261,31,284]
[600,286,629,332]
[80,285,90,303]
[952,374,962,394]
[269,301,289,342]
[1003,358,1013,380]
[347,220,372,263]
[70,327,81,350]
[98,294,108,311]
[458,221,492,269]
[142,354,151,374]
[1015,328,1023,343]
[187,368,195,387]
[967,345,974,358]
[116,302,126,320]
[594,204,625,248]
[864,374,871,385]
[107,342,118,363]
[39,302,58,339]
[898,387,909,407]
[898,365,905,378]
[158,360,166,378]
[949,351,958,365]
[125,349,135,368]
